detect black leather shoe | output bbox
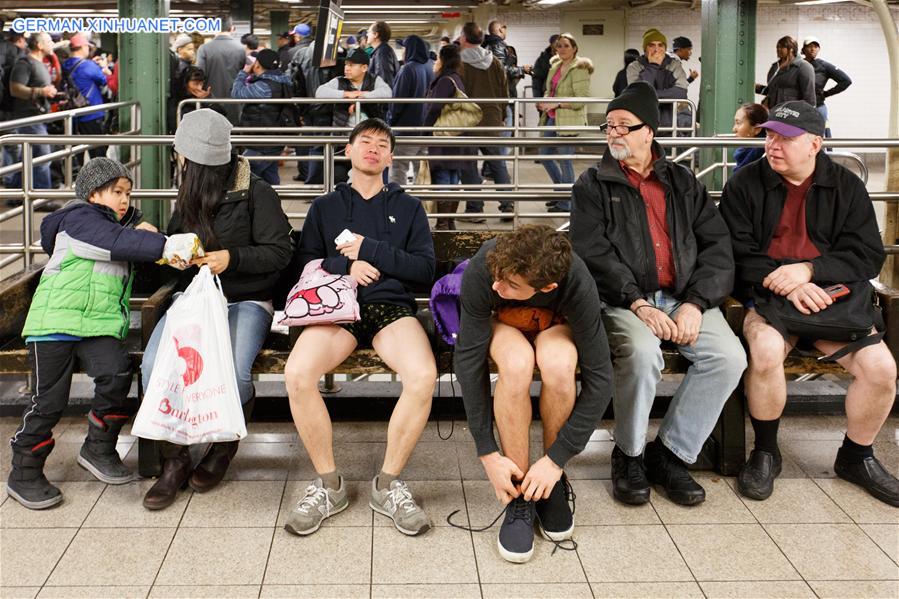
[611,445,650,505]
[834,454,899,507]
[644,440,705,505]
[737,449,782,500]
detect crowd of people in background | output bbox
[0,17,855,217]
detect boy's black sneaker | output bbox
[498,496,536,563]
[535,475,574,541]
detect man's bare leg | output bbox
[285,325,357,474]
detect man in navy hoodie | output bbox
[285,118,437,538]
[388,35,433,186]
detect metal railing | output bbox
[1,101,142,190]
[2,96,898,269]
[696,133,870,186]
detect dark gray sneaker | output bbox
[284,477,349,536]
[77,412,134,485]
[369,476,431,536]
[498,497,536,563]
[6,442,63,510]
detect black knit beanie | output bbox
[606,81,660,134]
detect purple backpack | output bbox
[429,259,469,346]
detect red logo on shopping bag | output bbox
[173,325,204,387]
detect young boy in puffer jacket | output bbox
[7,157,200,510]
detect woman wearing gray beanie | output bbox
[142,109,294,510]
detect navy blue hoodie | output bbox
[298,181,435,311]
[388,35,434,131]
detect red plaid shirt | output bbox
[621,161,676,289]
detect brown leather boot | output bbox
[189,441,239,493]
[143,445,192,510]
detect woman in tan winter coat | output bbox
[537,33,593,212]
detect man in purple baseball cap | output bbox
[720,100,899,508]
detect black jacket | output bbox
[761,57,816,107]
[331,72,386,127]
[455,239,613,468]
[570,142,735,310]
[531,46,553,99]
[807,57,852,107]
[167,156,294,302]
[369,42,399,89]
[718,152,884,301]
[483,34,523,97]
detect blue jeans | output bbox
[142,300,273,406]
[6,123,52,190]
[244,148,281,186]
[817,104,832,138]
[460,144,511,213]
[432,168,460,186]
[602,291,747,463]
[539,117,574,211]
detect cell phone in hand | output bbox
[335,229,357,246]
[824,284,851,301]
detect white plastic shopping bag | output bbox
[133,265,247,445]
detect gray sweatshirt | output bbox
[454,239,614,468]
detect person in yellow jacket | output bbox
[537,33,593,212]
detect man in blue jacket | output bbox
[388,35,433,186]
[231,49,293,185]
[63,33,111,159]
[284,118,437,538]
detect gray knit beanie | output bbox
[75,157,133,201]
[174,108,233,166]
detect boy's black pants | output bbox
[9,337,134,456]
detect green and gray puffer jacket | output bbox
[22,200,167,340]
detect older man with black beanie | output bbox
[570,81,746,507]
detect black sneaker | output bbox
[611,445,651,505]
[644,440,705,506]
[536,475,574,541]
[834,454,899,507]
[498,496,536,563]
[737,449,782,501]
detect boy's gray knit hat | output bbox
[75,157,133,201]
[174,108,233,166]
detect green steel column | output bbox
[700,0,757,190]
[118,0,170,227]
[271,11,290,49]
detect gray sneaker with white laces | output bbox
[369,476,432,536]
[284,477,349,536]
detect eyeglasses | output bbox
[600,122,646,136]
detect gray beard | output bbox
[608,144,631,160]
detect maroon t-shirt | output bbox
[767,175,821,261]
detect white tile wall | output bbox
[626,4,899,139]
